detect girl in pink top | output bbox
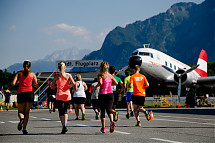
[95,61,118,133]
[51,61,75,134]
[12,60,38,135]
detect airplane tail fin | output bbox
[195,49,207,77]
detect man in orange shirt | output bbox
[129,65,150,126]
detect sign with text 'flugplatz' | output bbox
[56,60,103,68]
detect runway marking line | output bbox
[75,124,131,134]
[150,138,184,143]
[8,121,19,123]
[114,130,131,135]
[30,116,38,119]
[41,118,51,121]
[0,121,5,124]
[158,115,215,121]
[157,118,215,126]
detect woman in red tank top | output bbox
[12,60,38,135]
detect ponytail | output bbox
[23,60,31,76]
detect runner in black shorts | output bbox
[129,65,150,127]
[12,60,38,135]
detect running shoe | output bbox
[81,114,85,120]
[144,110,150,121]
[136,121,141,127]
[109,121,115,133]
[95,112,99,120]
[100,127,106,133]
[22,129,28,135]
[49,109,52,113]
[61,126,68,134]
[126,113,129,119]
[130,111,134,117]
[17,119,24,131]
[114,111,119,122]
[75,117,79,120]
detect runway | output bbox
[0,108,214,143]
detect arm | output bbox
[123,82,127,96]
[74,82,79,91]
[32,72,38,88]
[68,73,75,85]
[144,77,149,87]
[128,83,133,88]
[145,82,149,87]
[83,81,88,91]
[119,81,124,93]
[94,74,102,90]
[51,75,58,89]
[12,72,20,86]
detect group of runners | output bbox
[11,60,151,135]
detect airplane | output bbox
[117,44,215,102]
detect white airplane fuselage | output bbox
[129,48,200,87]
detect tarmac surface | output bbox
[0,108,214,143]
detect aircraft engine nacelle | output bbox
[174,69,187,84]
[129,56,142,69]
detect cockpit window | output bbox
[132,51,153,58]
[132,52,138,55]
[139,52,150,56]
[150,53,153,58]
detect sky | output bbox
[0,0,204,69]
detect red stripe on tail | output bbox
[195,49,207,77]
[198,49,207,62]
[195,68,207,77]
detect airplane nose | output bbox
[129,56,142,69]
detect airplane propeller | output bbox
[174,64,199,97]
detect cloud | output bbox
[9,25,17,31]
[42,23,89,36]
[54,38,69,45]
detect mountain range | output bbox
[7,48,91,73]
[7,0,215,73]
[83,0,214,69]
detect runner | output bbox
[4,88,11,111]
[129,65,150,126]
[51,61,75,134]
[73,74,88,120]
[109,66,124,121]
[46,84,56,113]
[89,78,100,120]
[123,71,134,119]
[12,60,38,135]
[94,61,118,133]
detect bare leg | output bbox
[23,102,33,129]
[101,118,105,128]
[18,103,25,120]
[130,101,134,112]
[108,113,113,122]
[59,114,68,126]
[139,106,146,113]
[51,102,54,110]
[74,104,79,118]
[126,102,130,114]
[80,104,85,115]
[133,104,140,122]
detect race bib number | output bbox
[111,86,117,91]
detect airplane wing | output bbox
[197,76,215,87]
